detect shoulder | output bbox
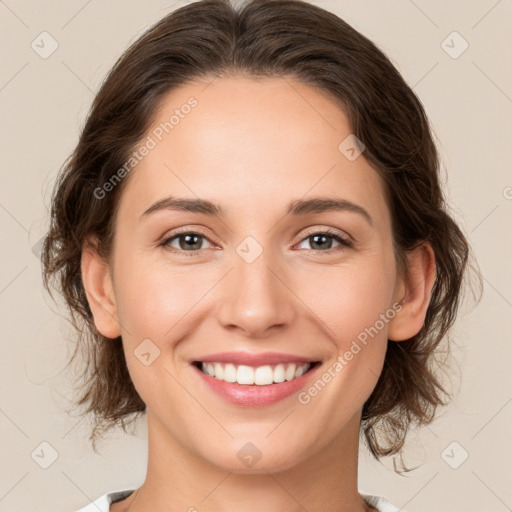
[73,489,135,512]
[361,493,404,512]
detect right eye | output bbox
[160,230,215,256]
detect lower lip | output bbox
[192,363,321,407]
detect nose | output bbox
[216,248,296,338]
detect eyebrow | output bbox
[141,195,373,226]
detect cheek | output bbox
[113,254,211,339]
[111,256,208,404]
[296,257,396,348]
[110,255,224,396]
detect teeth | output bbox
[200,362,312,385]
[237,365,254,385]
[224,363,237,383]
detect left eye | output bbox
[296,231,351,252]
[161,230,351,256]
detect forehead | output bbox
[117,75,390,228]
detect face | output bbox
[88,76,408,473]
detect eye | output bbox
[295,229,352,253]
[161,230,215,256]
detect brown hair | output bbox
[41,0,481,471]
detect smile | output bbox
[194,361,316,386]
[191,360,322,407]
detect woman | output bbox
[41,0,479,510]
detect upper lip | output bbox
[191,351,320,367]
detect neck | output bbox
[120,409,372,512]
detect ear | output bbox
[81,236,121,339]
[388,242,436,342]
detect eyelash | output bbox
[160,227,353,257]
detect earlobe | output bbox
[80,237,121,339]
[388,242,436,342]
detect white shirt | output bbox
[74,489,403,511]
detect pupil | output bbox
[180,234,201,250]
[311,234,331,250]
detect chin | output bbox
[204,444,307,475]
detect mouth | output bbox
[191,360,321,386]
[189,351,323,406]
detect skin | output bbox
[81,75,435,512]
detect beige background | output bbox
[1,0,511,511]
